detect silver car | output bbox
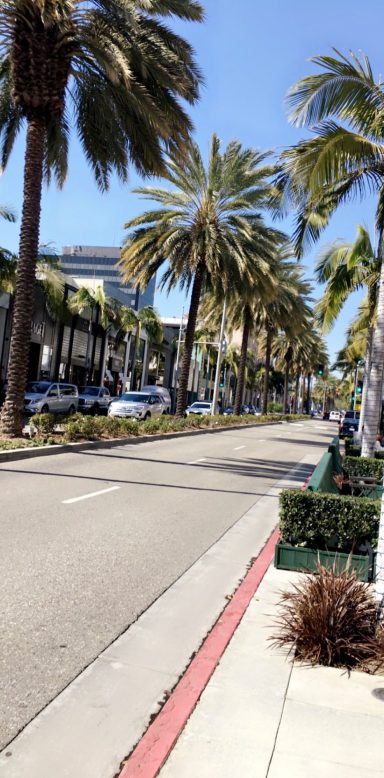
[185,401,212,416]
[78,386,111,415]
[24,381,78,415]
[108,392,166,420]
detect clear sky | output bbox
[0,0,381,362]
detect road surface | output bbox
[0,419,335,748]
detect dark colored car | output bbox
[339,413,360,439]
[223,405,248,416]
[78,386,112,415]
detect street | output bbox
[0,420,334,749]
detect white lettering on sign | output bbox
[31,321,45,338]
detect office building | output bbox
[60,245,156,310]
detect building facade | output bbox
[60,245,156,310]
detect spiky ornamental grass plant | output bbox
[271,564,384,672]
[0,0,204,436]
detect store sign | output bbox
[31,320,45,339]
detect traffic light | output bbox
[317,365,324,376]
[356,380,363,395]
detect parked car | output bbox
[24,381,78,415]
[223,405,248,416]
[329,410,341,422]
[339,411,360,438]
[78,386,111,415]
[108,391,166,420]
[141,385,172,414]
[185,401,212,416]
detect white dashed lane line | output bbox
[62,486,120,505]
[187,457,206,465]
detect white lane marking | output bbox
[258,439,265,443]
[234,445,246,450]
[62,486,120,505]
[188,457,206,465]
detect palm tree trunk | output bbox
[262,326,272,414]
[175,263,205,417]
[294,373,300,414]
[0,118,45,437]
[283,362,290,412]
[358,317,374,438]
[234,306,251,415]
[306,372,312,414]
[362,232,384,458]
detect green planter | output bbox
[274,540,371,582]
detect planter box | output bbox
[274,541,372,582]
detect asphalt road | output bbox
[0,419,336,749]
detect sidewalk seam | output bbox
[265,652,293,777]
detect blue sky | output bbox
[0,0,381,362]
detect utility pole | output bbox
[211,299,227,416]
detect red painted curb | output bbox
[119,527,279,778]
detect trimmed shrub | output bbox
[267,401,283,413]
[344,456,384,480]
[30,413,56,433]
[271,563,384,671]
[279,489,379,551]
[344,438,361,457]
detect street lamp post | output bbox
[211,299,227,416]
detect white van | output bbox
[141,385,172,414]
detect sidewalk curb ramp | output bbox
[0,421,284,463]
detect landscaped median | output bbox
[0,411,307,459]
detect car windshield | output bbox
[79,387,99,396]
[191,403,210,409]
[345,411,360,419]
[120,393,149,403]
[26,382,51,394]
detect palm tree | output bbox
[314,225,379,434]
[278,49,384,458]
[68,285,118,384]
[121,135,281,417]
[256,262,313,412]
[128,306,163,390]
[0,0,203,437]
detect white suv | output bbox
[108,392,166,420]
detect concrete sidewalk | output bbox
[159,565,384,778]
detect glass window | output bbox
[120,393,150,403]
[48,385,59,397]
[60,385,76,396]
[26,381,51,394]
[79,387,100,396]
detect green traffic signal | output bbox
[317,364,324,376]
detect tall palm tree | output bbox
[121,134,281,417]
[256,261,313,413]
[278,49,384,458]
[314,225,379,434]
[68,285,118,384]
[0,0,203,437]
[128,305,163,390]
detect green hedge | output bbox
[279,489,379,552]
[343,456,384,480]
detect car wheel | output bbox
[68,405,76,415]
[92,403,100,416]
[41,404,49,414]
[162,410,167,415]
[144,412,151,420]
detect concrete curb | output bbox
[118,528,279,778]
[0,421,285,464]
